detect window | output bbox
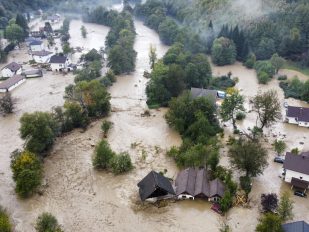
[300,177,303,180]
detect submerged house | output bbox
[0,74,26,93]
[191,87,226,105]
[286,106,309,128]
[283,151,309,192]
[282,221,309,232]
[49,55,70,71]
[29,40,44,52]
[175,168,225,202]
[137,171,175,201]
[31,50,53,63]
[1,62,22,78]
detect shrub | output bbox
[0,93,15,115]
[258,71,270,84]
[236,112,246,121]
[111,152,133,174]
[244,53,256,69]
[240,175,252,196]
[0,206,12,232]
[10,150,42,198]
[101,120,112,137]
[277,75,287,81]
[35,213,63,232]
[92,140,115,169]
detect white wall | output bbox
[299,121,309,128]
[33,54,52,63]
[286,117,298,125]
[30,44,44,52]
[1,68,14,78]
[284,169,309,187]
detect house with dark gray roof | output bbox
[0,74,25,93]
[1,62,22,78]
[31,50,53,63]
[282,221,309,232]
[29,40,44,52]
[49,55,70,71]
[190,87,226,106]
[283,152,309,191]
[137,171,175,201]
[286,106,309,128]
[175,168,225,202]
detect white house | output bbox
[31,50,53,63]
[1,62,22,78]
[283,152,309,192]
[49,55,70,71]
[0,74,26,93]
[29,40,44,52]
[286,106,309,128]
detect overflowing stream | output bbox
[0,7,309,231]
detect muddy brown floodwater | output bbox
[1,14,309,232]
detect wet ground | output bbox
[0,14,309,232]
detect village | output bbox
[0,1,309,232]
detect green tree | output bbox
[255,213,283,232]
[220,91,245,130]
[252,90,282,130]
[15,14,29,37]
[278,191,294,222]
[10,150,42,198]
[219,190,233,214]
[20,112,57,154]
[62,43,72,55]
[149,44,157,69]
[273,140,286,156]
[211,37,236,66]
[93,140,115,169]
[0,206,12,232]
[101,120,112,138]
[4,23,24,43]
[0,93,15,114]
[244,53,256,69]
[240,175,252,196]
[228,139,268,177]
[63,101,89,129]
[270,53,285,74]
[158,18,179,45]
[35,213,63,232]
[81,25,87,38]
[111,152,133,174]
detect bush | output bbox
[244,53,256,69]
[10,150,42,198]
[101,120,112,137]
[0,206,12,232]
[258,71,271,84]
[240,175,252,196]
[236,112,246,121]
[111,152,133,174]
[92,140,115,169]
[35,213,63,232]
[0,93,15,115]
[277,75,287,81]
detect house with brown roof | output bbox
[283,152,309,192]
[286,106,309,128]
[0,75,26,93]
[1,62,22,78]
[175,168,225,202]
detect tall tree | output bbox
[0,93,15,114]
[255,213,283,232]
[278,191,294,222]
[15,14,29,37]
[273,140,286,156]
[270,53,285,74]
[149,44,157,69]
[4,23,24,43]
[261,193,278,213]
[220,91,245,129]
[252,90,282,130]
[228,138,268,177]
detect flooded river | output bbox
[1,11,309,232]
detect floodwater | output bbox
[1,14,309,232]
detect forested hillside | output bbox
[137,0,309,66]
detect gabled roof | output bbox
[2,62,22,72]
[49,55,67,64]
[283,152,309,175]
[282,221,309,232]
[32,50,53,56]
[291,178,309,190]
[209,179,225,198]
[30,40,43,46]
[137,171,175,201]
[0,75,25,90]
[191,87,218,101]
[287,106,309,123]
[175,168,225,198]
[176,167,198,196]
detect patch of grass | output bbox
[147,104,160,109]
[284,61,309,76]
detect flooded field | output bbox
[1,12,309,232]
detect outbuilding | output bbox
[29,40,44,52]
[282,221,309,232]
[0,74,25,92]
[137,171,175,201]
[22,69,43,78]
[1,62,22,78]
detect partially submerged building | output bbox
[286,106,309,128]
[282,221,309,232]
[137,171,175,201]
[22,69,43,78]
[31,50,53,63]
[30,40,44,52]
[191,87,226,105]
[175,168,225,202]
[0,74,25,93]
[283,151,309,192]
[49,55,70,71]
[1,62,22,78]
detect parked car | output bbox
[274,156,285,164]
[283,102,288,108]
[294,190,307,198]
